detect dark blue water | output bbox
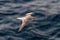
[0,0,60,40]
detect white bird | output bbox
[17,12,34,32]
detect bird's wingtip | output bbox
[17,18,22,19]
[28,12,33,14]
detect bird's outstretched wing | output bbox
[17,18,23,20]
[18,19,26,32]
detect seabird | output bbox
[17,12,34,32]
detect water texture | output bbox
[0,0,60,40]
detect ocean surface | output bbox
[0,0,60,40]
